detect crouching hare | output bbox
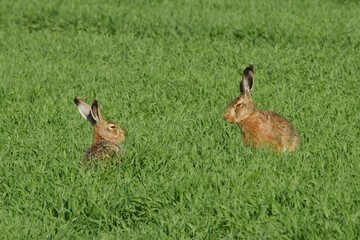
[223,65,300,152]
[74,97,126,168]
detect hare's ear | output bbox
[91,100,103,122]
[74,97,97,126]
[240,64,254,95]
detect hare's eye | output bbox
[235,103,243,108]
[108,125,117,130]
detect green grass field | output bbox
[1,0,360,238]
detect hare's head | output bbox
[74,97,126,143]
[224,65,256,123]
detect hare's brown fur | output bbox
[74,97,126,168]
[83,140,125,168]
[239,109,299,152]
[224,65,300,152]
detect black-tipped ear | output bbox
[91,100,103,122]
[240,64,254,94]
[74,97,97,126]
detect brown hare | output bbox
[74,97,126,168]
[223,65,300,152]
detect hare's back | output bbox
[83,140,125,166]
[260,110,293,130]
[261,110,300,150]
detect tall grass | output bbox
[1,0,360,238]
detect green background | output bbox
[1,0,359,238]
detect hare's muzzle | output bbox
[223,110,236,123]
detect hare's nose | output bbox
[223,115,228,122]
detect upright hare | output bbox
[223,65,300,152]
[74,97,126,168]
